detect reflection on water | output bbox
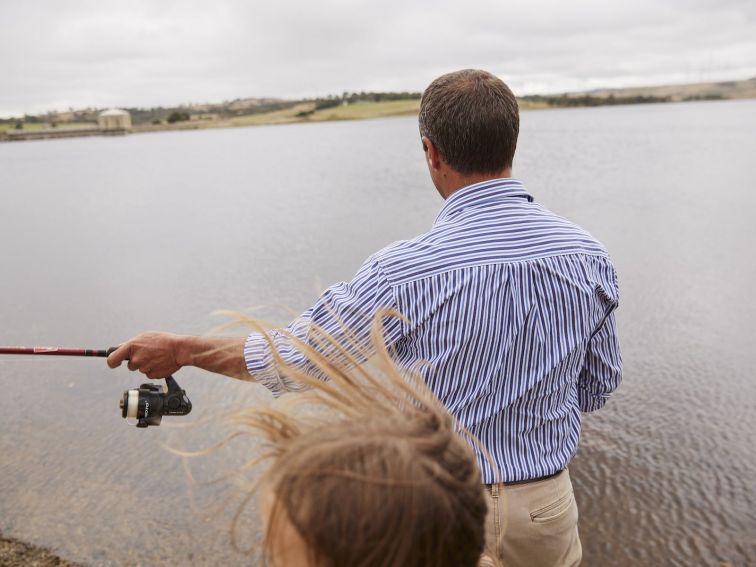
[1,100,755,565]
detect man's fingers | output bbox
[106,332,179,378]
[107,343,131,368]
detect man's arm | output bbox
[107,333,249,380]
[577,308,622,412]
[107,253,401,387]
[244,254,402,396]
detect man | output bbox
[109,69,621,566]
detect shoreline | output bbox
[3,95,747,143]
[0,533,81,567]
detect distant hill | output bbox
[518,77,756,109]
[583,77,756,101]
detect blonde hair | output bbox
[226,312,488,567]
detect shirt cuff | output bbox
[578,386,609,413]
[244,331,286,397]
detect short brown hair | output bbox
[230,315,488,567]
[419,69,519,175]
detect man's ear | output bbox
[421,136,442,170]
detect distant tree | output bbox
[314,99,341,111]
[521,93,670,108]
[167,111,190,123]
[683,93,724,101]
[14,121,23,130]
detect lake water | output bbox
[1,100,755,566]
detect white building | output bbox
[98,109,132,132]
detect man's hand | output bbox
[108,332,250,381]
[107,331,186,379]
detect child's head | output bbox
[262,411,486,567]
[234,316,488,567]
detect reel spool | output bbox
[120,376,192,428]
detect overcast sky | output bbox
[1,0,755,118]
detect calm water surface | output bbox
[1,100,755,566]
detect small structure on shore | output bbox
[98,109,131,133]
[3,108,133,142]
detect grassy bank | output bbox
[130,99,422,134]
[130,97,557,134]
[0,122,95,133]
[0,98,558,140]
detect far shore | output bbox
[0,93,744,143]
[2,77,754,141]
[135,98,425,133]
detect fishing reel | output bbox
[120,375,192,428]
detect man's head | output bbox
[419,69,519,194]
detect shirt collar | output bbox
[434,178,533,226]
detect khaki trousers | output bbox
[483,469,582,567]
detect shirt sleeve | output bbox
[577,308,622,412]
[244,254,403,396]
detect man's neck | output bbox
[437,169,512,200]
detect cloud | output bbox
[1,0,755,117]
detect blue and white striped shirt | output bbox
[245,178,622,483]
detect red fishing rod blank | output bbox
[0,346,115,357]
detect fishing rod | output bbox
[0,345,192,428]
[0,346,116,357]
